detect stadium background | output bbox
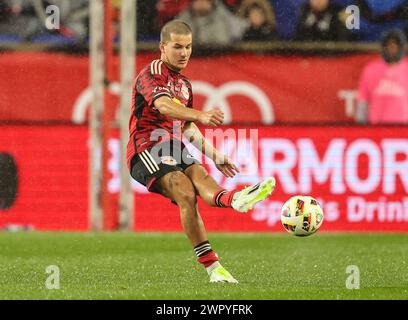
[1,0,407,233]
[0,0,408,301]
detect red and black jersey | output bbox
[126,59,193,168]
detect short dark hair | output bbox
[382,29,406,48]
[160,20,192,43]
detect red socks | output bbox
[213,189,238,208]
[197,251,219,268]
[194,240,219,268]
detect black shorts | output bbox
[130,140,200,193]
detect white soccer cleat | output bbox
[209,265,239,284]
[231,177,276,213]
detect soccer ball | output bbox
[280,196,324,237]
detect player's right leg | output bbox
[155,170,207,246]
[154,171,238,283]
[130,149,237,283]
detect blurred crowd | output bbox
[0,0,407,45]
[0,0,89,43]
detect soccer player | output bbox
[356,29,408,124]
[127,20,276,283]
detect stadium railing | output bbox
[0,40,384,55]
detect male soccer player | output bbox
[127,20,276,283]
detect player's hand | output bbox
[214,155,240,178]
[198,108,224,127]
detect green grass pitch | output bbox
[0,232,407,300]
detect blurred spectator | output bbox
[137,0,157,41]
[237,0,277,41]
[0,0,88,43]
[223,0,242,13]
[0,2,8,19]
[0,0,41,41]
[156,0,190,29]
[354,0,408,41]
[176,0,248,46]
[112,0,126,43]
[45,0,89,42]
[357,0,408,23]
[294,0,351,41]
[356,29,408,124]
[403,1,408,38]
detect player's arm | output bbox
[154,96,224,127]
[183,121,239,177]
[183,121,221,161]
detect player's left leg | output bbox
[155,171,238,284]
[184,164,276,213]
[184,163,224,205]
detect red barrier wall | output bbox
[0,125,88,230]
[1,125,407,232]
[0,52,391,123]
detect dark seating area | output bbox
[0,0,407,47]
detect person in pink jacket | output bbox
[356,29,408,124]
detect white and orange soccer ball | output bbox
[280,196,324,237]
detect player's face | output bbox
[161,33,192,72]
[385,39,400,61]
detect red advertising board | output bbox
[0,125,89,230]
[1,125,407,232]
[0,52,389,123]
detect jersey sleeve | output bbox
[136,68,171,106]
